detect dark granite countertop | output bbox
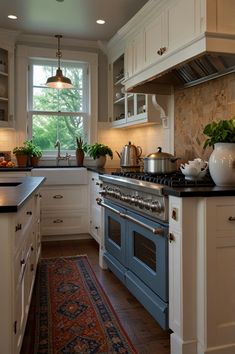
[0,167,33,172]
[0,176,45,213]
[163,185,235,197]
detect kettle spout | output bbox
[116,151,121,159]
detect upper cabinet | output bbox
[108,0,235,93]
[0,31,17,129]
[108,51,161,128]
[0,45,14,128]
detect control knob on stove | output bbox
[150,201,162,213]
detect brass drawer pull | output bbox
[228,216,235,221]
[53,194,63,199]
[15,223,22,232]
[53,219,63,223]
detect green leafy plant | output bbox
[76,136,88,152]
[12,146,29,156]
[203,118,235,148]
[24,140,43,158]
[87,143,113,160]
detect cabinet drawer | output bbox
[41,210,88,236]
[14,199,34,252]
[40,186,87,209]
[216,204,235,232]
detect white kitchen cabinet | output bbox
[109,53,161,128]
[31,168,89,240]
[39,185,88,239]
[88,171,103,244]
[168,195,235,354]
[125,31,144,79]
[0,38,15,128]
[0,191,41,354]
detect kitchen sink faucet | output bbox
[54,139,71,166]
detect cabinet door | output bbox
[166,0,198,54]
[125,32,144,79]
[144,12,164,67]
[0,44,14,128]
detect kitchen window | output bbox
[28,59,89,154]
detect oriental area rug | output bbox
[29,256,137,354]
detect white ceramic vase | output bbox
[95,155,106,168]
[209,143,235,186]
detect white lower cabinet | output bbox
[88,171,103,244]
[169,195,235,354]
[0,191,41,354]
[39,185,88,239]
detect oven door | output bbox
[104,200,126,267]
[126,210,168,302]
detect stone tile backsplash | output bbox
[174,73,235,163]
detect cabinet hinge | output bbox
[14,320,17,334]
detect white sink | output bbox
[31,167,88,185]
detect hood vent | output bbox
[173,53,235,87]
[129,53,235,92]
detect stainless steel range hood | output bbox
[127,52,235,93]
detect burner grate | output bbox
[111,171,215,188]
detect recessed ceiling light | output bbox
[8,14,17,20]
[96,19,105,25]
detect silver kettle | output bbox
[116,142,142,167]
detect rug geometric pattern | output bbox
[34,256,137,354]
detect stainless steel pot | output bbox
[116,142,142,167]
[144,147,180,174]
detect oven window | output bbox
[134,231,156,271]
[108,217,121,247]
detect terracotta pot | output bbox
[30,156,40,167]
[76,148,85,166]
[15,154,28,167]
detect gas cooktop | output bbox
[111,171,215,188]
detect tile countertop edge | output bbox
[163,186,235,197]
[0,176,46,213]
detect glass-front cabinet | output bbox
[0,41,14,128]
[109,53,161,128]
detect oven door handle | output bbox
[97,198,165,236]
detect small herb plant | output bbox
[76,136,88,152]
[203,118,235,148]
[13,146,29,156]
[24,140,42,158]
[87,143,113,160]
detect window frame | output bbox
[28,58,90,154]
[15,44,98,156]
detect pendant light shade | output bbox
[46,35,73,89]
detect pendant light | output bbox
[46,34,73,89]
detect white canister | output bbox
[209,143,235,186]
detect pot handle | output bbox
[136,146,142,157]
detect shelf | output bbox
[0,71,8,77]
[114,96,125,104]
[0,97,8,102]
[114,77,124,86]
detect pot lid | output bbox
[146,147,174,159]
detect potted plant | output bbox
[87,143,113,168]
[12,146,30,167]
[203,118,235,186]
[24,140,42,167]
[76,136,88,166]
